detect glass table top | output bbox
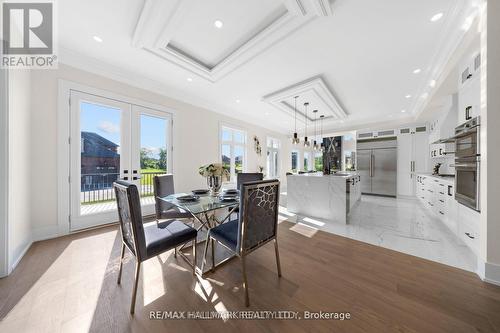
[160,193,239,215]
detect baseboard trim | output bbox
[9,240,32,274]
[32,224,63,242]
[483,261,500,286]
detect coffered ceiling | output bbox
[57,0,481,135]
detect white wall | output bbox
[7,68,32,273]
[0,68,8,277]
[29,64,291,237]
[479,0,500,284]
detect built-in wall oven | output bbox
[453,117,480,211]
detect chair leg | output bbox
[201,233,211,274]
[192,237,197,276]
[274,239,282,277]
[241,256,250,307]
[130,261,141,315]
[117,243,125,284]
[174,247,177,258]
[211,239,215,272]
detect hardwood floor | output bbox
[1,220,500,333]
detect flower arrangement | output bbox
[198,163,230,180]
[253,135,262,156]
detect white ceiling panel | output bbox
[168,0,287,68]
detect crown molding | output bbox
[133,0,330,83]
[263,75,347,123]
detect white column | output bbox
[479,0,500,284]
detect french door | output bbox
[69,90,172,231]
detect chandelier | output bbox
[303,102,310,147]
[292,96,300,145]
[320,115,325,152]
[313,110,319,150]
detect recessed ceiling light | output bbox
[401,110,407,113]
[265,112,270,116]
[235,99,241,104]
[429,80,436,87]
[214,20,223,29]
[93,36,103,43]
[413,68,422,74]
[430,12,444,22]
[187,77,193,82]
[421,92,429,99]
[405,94,412,99]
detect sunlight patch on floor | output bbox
[289,222,318,238]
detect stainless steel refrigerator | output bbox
[357,139,397,197]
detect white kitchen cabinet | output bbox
[458,204,480,255]
[458,52,481,125]
[416,174,480,255]
[444,183,458,235]
[397,126,429,196]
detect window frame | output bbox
[219,124,247,182]
[303,151,311,171]
[291,150,300,173]
[266,137,281,179]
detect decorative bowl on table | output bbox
[176,194,199,202]
[223,189,239,195]
[218,194,239,202]
[192,189,209,195]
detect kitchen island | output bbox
[287,172,361,224]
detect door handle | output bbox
[371,155,374,178]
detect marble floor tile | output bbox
[280,194,477,272]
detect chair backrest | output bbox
[236,173,263,191]
[114,181,147,261]
[153,174,176,219]
[237,179,280,254]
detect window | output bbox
[266,137,280,178]
[291,151,299,173]
[220,126,246,181]
[314,152,323,172]
[304,152,310,171]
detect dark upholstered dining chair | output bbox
[236,172,263,190]
[114,181,198,314]
[230,173,263,218]
[153,174,192,221]
[202,179,281,306]
[153,174,193,257]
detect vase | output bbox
[207,175,222,196]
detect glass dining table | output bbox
[159,193,239,232]
[159,193,239,274]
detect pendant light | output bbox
[303,102,310,147]
[313,110,319,150]
[292,96,300,145]
[320,115,325,152]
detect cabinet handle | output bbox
[439,199,444,203]
[465,106,472,121]
[439,192,445,195]
[448,185,452,196]
[439,211,444,215]
[465,232,475,239]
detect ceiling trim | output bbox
[262,75,347,122]
[133,0,331,83]
[311,0,333,16]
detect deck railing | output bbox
[80,171,167,204]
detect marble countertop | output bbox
[288,172,358,179]
[417,173,455,184]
